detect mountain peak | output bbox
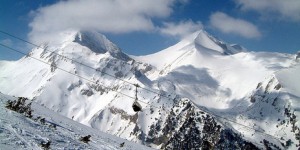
[183,29,245,55]
[73,30,121,54]
[39,29,130,61]
[74,30,130,60]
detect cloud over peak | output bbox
[159,20,203,38]
[209,12,261,39]
[29,0,187,44]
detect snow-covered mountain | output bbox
[0,29,299,149]
[134,30,294,109]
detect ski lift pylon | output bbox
[132,84,142,112]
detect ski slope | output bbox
[0,93,152,150]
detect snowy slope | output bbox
[135,30,294,109]
[0,93,152,150]
[225,61,300,150]
[0,30,146,122]
[133,30,300,148]
[0,29,299,149]
[276,61,300,120]
[133,30,245,70]
[0,30,169,148]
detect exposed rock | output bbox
[80,89,94,96]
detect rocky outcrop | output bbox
[247,77,300,149]
[91,97,260,149]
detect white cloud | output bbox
[0,39,13,46]
[178,0,190,4]
[235,0,300,22]
[159,20,203,38]
[29,0,187,44]
[209,12,261,39]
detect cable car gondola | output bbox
[132,84,142,112]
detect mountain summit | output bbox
[193,30,246,55]
[73,30,130,60]
[134,29,246,71]
[32,30,130,61]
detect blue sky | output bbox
[0,0,300,60]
